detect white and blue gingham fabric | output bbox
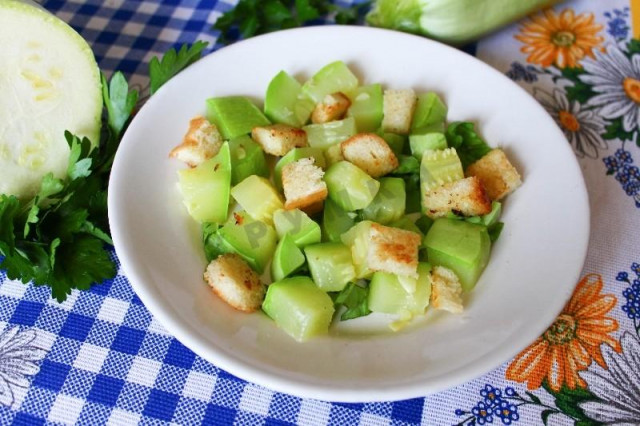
[3,0,638,425]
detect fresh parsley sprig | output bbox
[213,0,370,45]
[0,41,208,302]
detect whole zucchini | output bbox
[367,0,564,44]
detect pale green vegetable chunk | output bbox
[304,243,355,292]
[303,117,357,149]
[302,60,359,103]
[271,234,306,282]
[273,209,321,247]
[369,263,432,315]
[231,175,283,225]
[178,143,231,224]
[324,161,380,211]
[264,70,314,127]
[206,96,270,140]
[262,276,335,341]
[347,84,383,132]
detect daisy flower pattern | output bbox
[506,274,620,392]
[515,9,603,68]
[0,326,46,406]
[580,45,640,132]
[578,332,640,424]
[535,88,607,158]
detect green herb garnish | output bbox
[0,42,208,302]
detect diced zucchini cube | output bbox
[409,133,447,159]
[322,198,355,243]
[324,161,380,211]
[177,143,231,224]
[218,213,277,274]
[262,276,335,341]
[304,243,355,292]
[411,92,447,134]
[231,175,283,225]
[271,234,306,282]
[362,177,406,225]
[368,263,432,316]
[264,70,314,127]
[273,209,321,247]
[303,117,357,149]
[302,61,359,103]
[423,218,491,291]
[347,84,383,132]
[420,148,464,194]
[206,96,270,140]
[228,135,269,185]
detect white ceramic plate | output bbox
[109,26,589,402]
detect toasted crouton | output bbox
[204,254,265,313]
[311,92,351,124]
[430,266,464,314]
[282,157,328,212]
[340,133,399,177]
[369,223,421,278]
[251,124,307,156]
[169,116,223,167]
[382,89,417,135]
[423,176,491,218]
[466,149,522,200]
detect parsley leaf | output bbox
[213,0,369,45]
[149,41,209,95]
[445,122,492,169]
[102,72,139,136]
[332,282,371,321]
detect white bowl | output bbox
[108,26,589,402]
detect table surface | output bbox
[1,0,639,425]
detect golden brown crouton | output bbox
[423,176,492,219]
[382,89,417,135]
[430,266,464,314]
[169,116,223,167]
[282,157,328,212]
[340,133,398,177]
[369,223,421,278]
[466,149,522,200]
[311,92,351,124]
[251,124,308,156]
[204,254,265,312]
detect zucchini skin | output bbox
[367,0,564,44]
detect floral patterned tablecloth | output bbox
[0,0,639,425]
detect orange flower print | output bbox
[506,274,621,392]
[515,9,604,68]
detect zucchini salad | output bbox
[169,61,522,342]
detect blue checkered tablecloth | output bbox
[3,0,640,425]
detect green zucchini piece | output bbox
[304,242,356,292]
[322,198,356,242]
[218,213,277,274]
[303,117,357,149]
[177,143,231,224]
[264,70,314,127]
[271,234,306,282]
[231,175,283,225]
[206,96,270,140]
[420,147,464,194]
[409,132,447,159]
[228,135,269,185]
[262,276,335,341]
[361,177,406,224]
[368,263,432,315]
[302,61,359,103]
[411,92,447,134]
[423,218,491,291]
[347,84,383,132]
[273,209,321,247]
[325,161,380,211]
